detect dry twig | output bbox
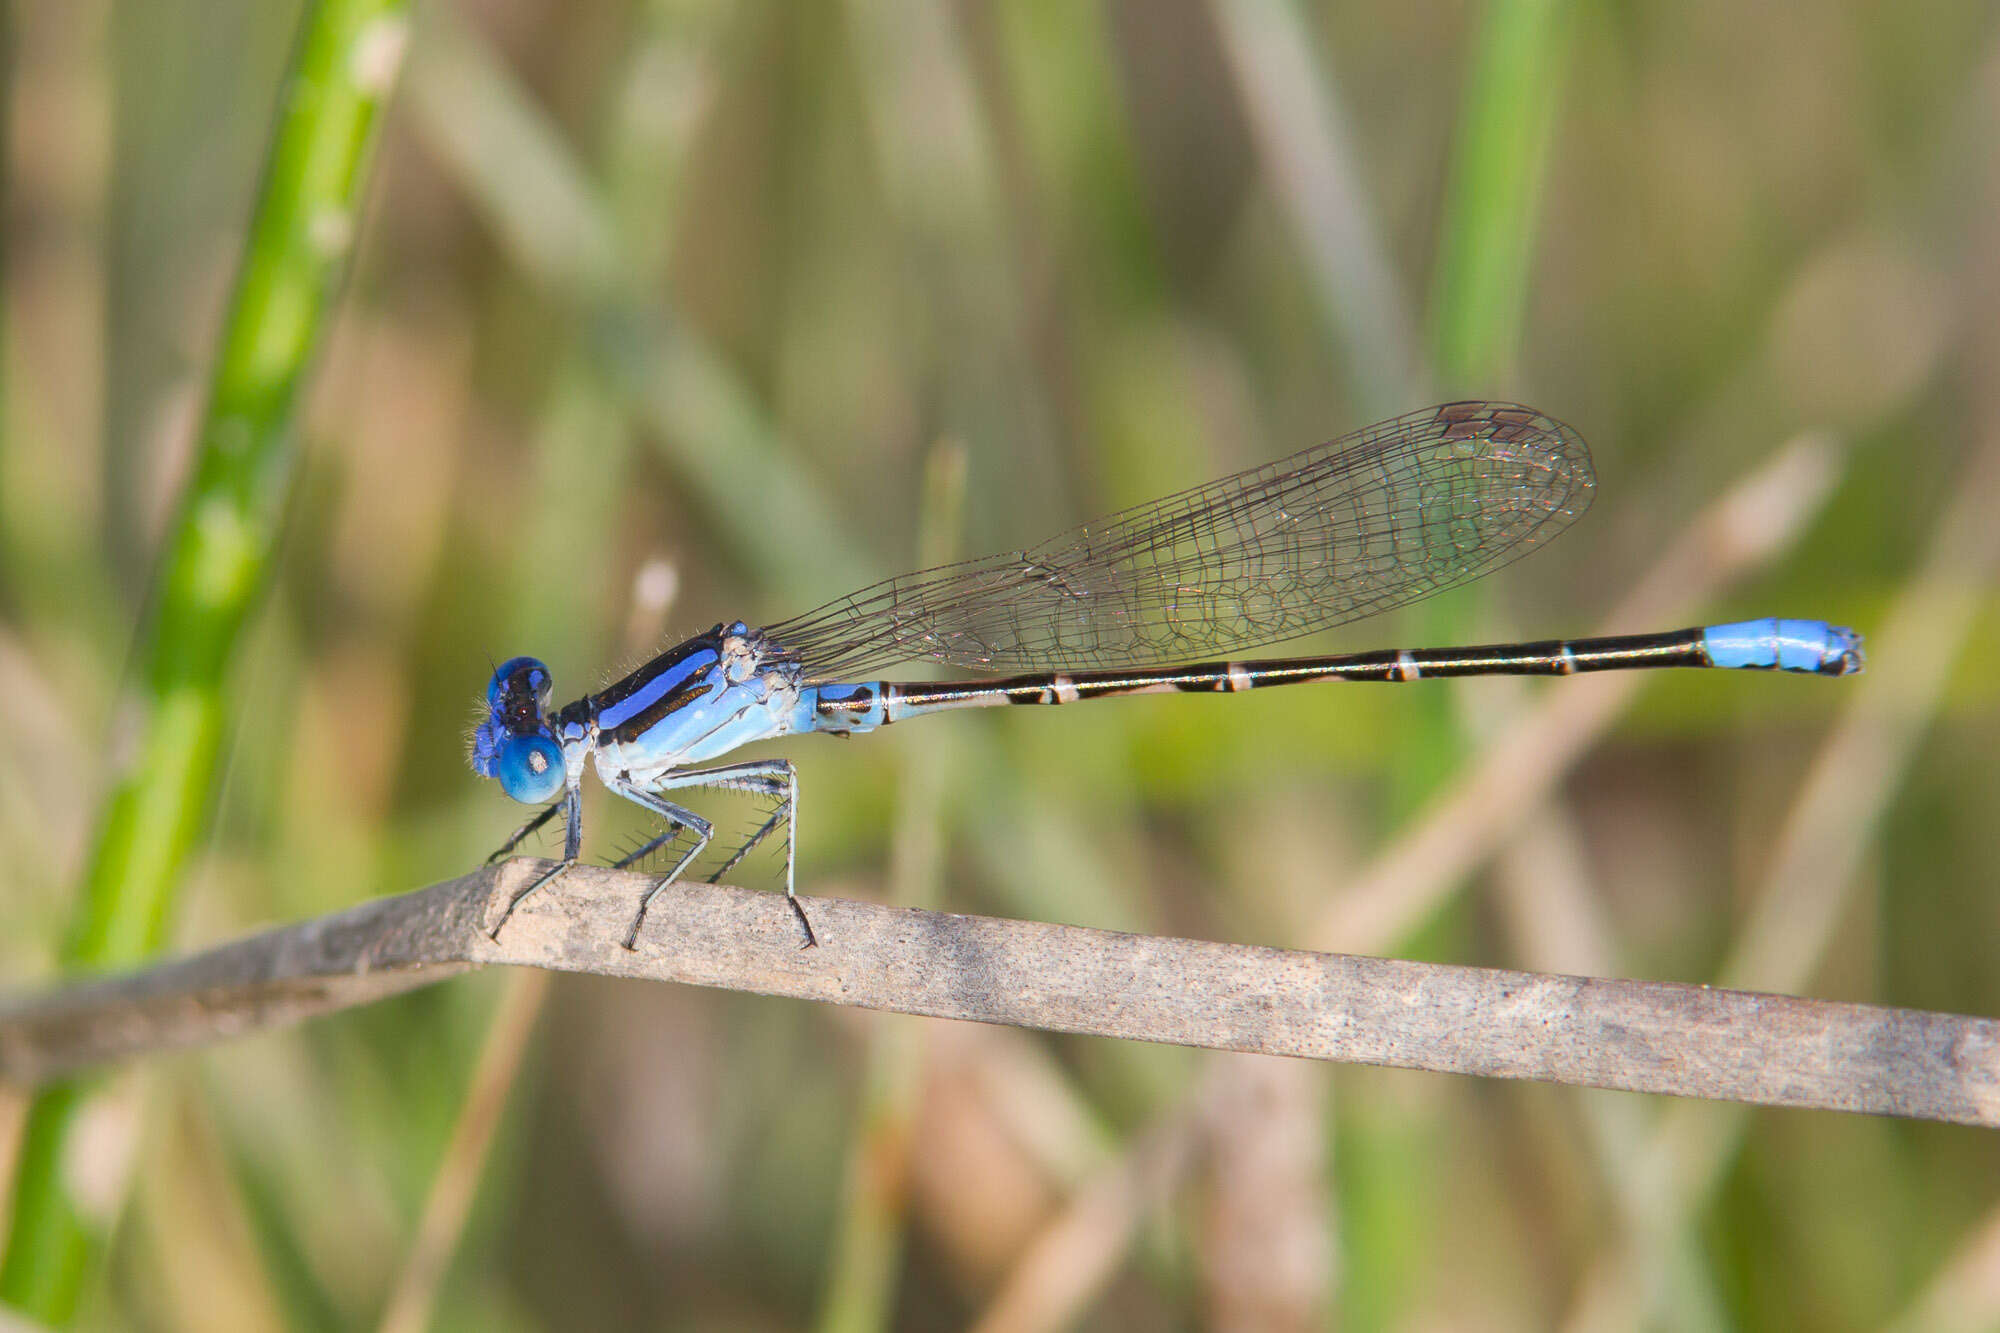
[0,862,1992,1125]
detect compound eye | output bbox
[495,734,564,804]
[487,656,553,711]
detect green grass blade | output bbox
[406,10,876,599]
[0,0,409,1320]
[815,445,966,1333]
[1428,0,1575,389]
[1398,0,1577,818]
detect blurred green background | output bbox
[4,0,1999,1328]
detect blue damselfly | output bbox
[471,402,1862,947]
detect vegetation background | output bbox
[3,0,1997,1328]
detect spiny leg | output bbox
[702,769,791,882]
[704,802,785,883]
[486,798,563,865]
[627,827,710,950]
[611,818,686,872]
[489,786,582,939]
[601,773,714,950]
[654,759,811,947]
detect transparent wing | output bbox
[763,401,1594,679]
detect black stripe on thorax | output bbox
[589,630,727,745]
[603,679,710,745]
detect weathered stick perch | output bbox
[1,860,1991,1125]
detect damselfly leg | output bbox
[601,760,813,949]
[489,786,582,939]
[486,799,563,864]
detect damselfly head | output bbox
[470,656,565,803]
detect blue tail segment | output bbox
[1702,619,1865,676]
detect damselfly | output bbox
[471,402,1862,947]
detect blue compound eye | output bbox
[495,734,565,804]
[487,657,555,742]
[488,656,553,711]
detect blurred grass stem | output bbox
[1428,0,1573,390]
[1210,0,1427,413]
[1566,393,2000,1333]
[406,9,872,597]
[373,970,548,1333]
[0,0,407,1321]
[817,444,966,1333]
[1408,0,1572,821]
